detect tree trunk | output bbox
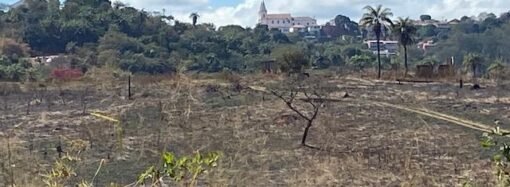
[301,121,313,146]
[404,45,408,77]
[376,33,382,79]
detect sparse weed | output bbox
[481,126,510,186]
[137,151,221,187]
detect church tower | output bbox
[258,1,267,24]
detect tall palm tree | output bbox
[394,17,417,76]
[360,5,394,79]
[189,12,200,27]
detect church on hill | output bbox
[257,1,318,33]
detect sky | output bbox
[1,0,510,27]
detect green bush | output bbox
[272,45,310,73]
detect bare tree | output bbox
[271,85,324,147]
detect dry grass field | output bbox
[1,69,510,186]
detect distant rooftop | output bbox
[265,14,292,19]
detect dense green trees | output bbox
[323,15,361,38]
[0,38,31,81]
[420,15,432,21]
[417,25,437,38]
[271,45,309,73]
[349,54,374,73]
[429,18,510,74]
[0,0,509,81]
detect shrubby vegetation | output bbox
[0,38,31,80]
[0,0,508,81]
[0,1,370,80]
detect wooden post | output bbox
[7,136,15,187]
[57,136,63,159]
[26,99,30,115]
[128,75,132,100]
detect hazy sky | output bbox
[1,0,510,27]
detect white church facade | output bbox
[258,1,318,33]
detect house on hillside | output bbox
[289,25,307,33]
[448,19,461,25]
[413,19,440,26]
[27,55,71,68]
[365,40,398,56]
[417,40,436,51]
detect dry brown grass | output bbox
[1,70,507,186]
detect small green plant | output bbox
[481,126,510,186]
[41,139,100,187]
[137,151,221,186]
[42,154,80,187]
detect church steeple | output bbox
[259,0,267,22]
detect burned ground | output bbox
[1,72,508,186]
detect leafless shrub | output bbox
[271,78,325,148]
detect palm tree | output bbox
[206,53,222,72]
[189,12,200,27]
[394,17,417,76]
[462,53,484,81]
[488,59,506,101]
[360,5,394,79]
[487,59,505,80]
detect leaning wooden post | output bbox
[26,99,30,115]
[128,75,132,100]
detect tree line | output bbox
[0,0,509,81]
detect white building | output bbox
[289,25,307,33]
[258,1,317,33]
[417,40,436,51]
[365,40,399,56]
